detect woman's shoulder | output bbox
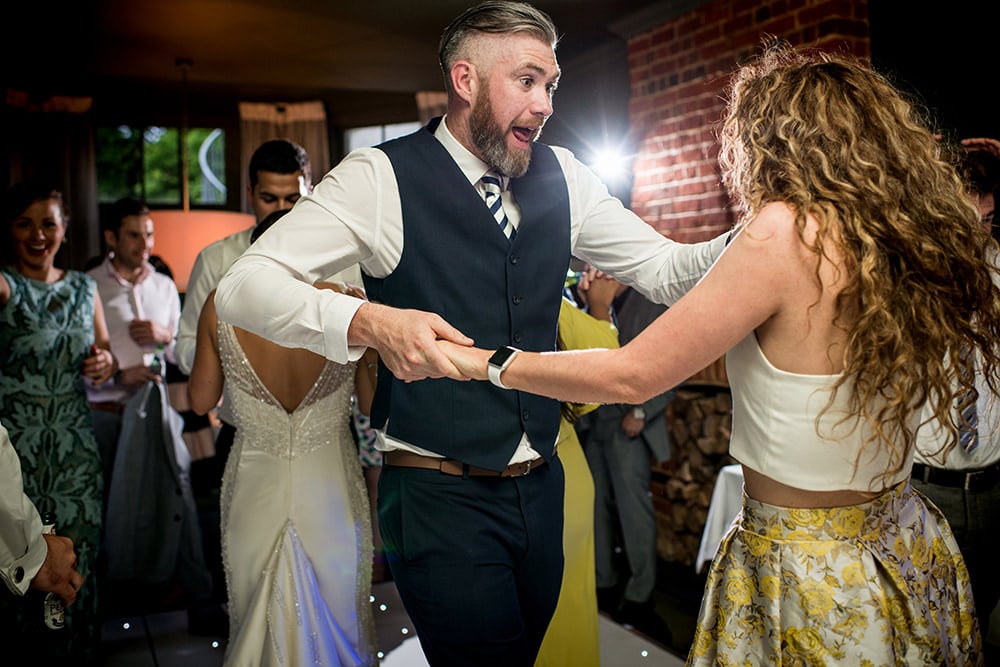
[65,268,94,282]
[743,202,826,258]
[64,269,97,292]
[0,268,11,306]
[731,202,802,257]
[750,201,799,234]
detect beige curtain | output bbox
[415,91,448,125]
[238,102,330,212]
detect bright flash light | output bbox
[589,147,630,184]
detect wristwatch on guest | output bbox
[631,406,646,420]
[488,346,521,389]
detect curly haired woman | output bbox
[438,43,1000,665]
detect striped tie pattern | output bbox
[958,349,979,453]
[960,392,979,453]
[481,172,516,242]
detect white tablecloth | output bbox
[695,464,745,574]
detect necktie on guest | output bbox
[959,390,979,453]
[958,351,979,453]
[480,171,516,242]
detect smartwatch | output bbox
[631,407,646,420]
[488,346,521,389]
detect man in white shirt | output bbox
[912,143,1000,656]
[176,139,337,490]
[175,139,316,377]
[87,197,219,634]
[0,420,82,608]
[87,197,181,483]
[216,3,726,663]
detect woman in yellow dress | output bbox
[535,280,620,667]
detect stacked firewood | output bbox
[650,385,736,566]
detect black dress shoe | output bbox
[596,586,619,615]
[188,602,229,638]
[616,598,673,648]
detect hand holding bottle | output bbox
[33,515,82,627]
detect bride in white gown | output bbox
[188,278,378,667]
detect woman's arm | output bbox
[187,289,224,415]
[319,280,378,416]
[82,293,118,385]
[354,348,378,417]
[443,204,806,405]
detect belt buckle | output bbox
[516,460,532,476]
[965,470,982,492]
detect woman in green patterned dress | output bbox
[0,182,117,663]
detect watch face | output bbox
[489,346,517,368]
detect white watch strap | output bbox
[488,362,511,389]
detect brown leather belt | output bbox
[383,449,552,477]
[90,401,124,415]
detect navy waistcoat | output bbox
[364,118,570,471]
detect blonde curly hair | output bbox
[718,41,1000,484]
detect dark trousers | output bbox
[582,415,659,604]
[911,475,1000,645]
[378,456,565,667]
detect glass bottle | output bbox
[39,512,65,630]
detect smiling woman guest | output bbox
[0,182,116,663]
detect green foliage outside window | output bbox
[96,126,226,205]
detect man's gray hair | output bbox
[438,1,560,95]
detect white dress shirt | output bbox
[0,421,45,596]
[178,225,363,425]
[176,226,256,377]
[86,256,181,404]
[915,252,1000,470]
[914,358,1000,470]
[175,227,255,426]
[216,116,727,461]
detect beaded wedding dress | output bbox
[217,320,376,666]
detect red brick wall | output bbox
[625,0,870,383]
[627,0,871,243]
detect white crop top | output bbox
[726,333,915,493]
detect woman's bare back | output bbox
[232,328,329,414]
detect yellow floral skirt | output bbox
[687,480,982,666]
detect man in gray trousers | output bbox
[580,280,674,645]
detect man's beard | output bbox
[470,92,536,179]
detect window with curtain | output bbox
[343,122,422,153]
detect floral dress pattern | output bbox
[0,268,103,661]
[687,479,982,666]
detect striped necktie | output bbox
[958,350,979,453]
[480,172,516,242]
[960,391,979,453]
